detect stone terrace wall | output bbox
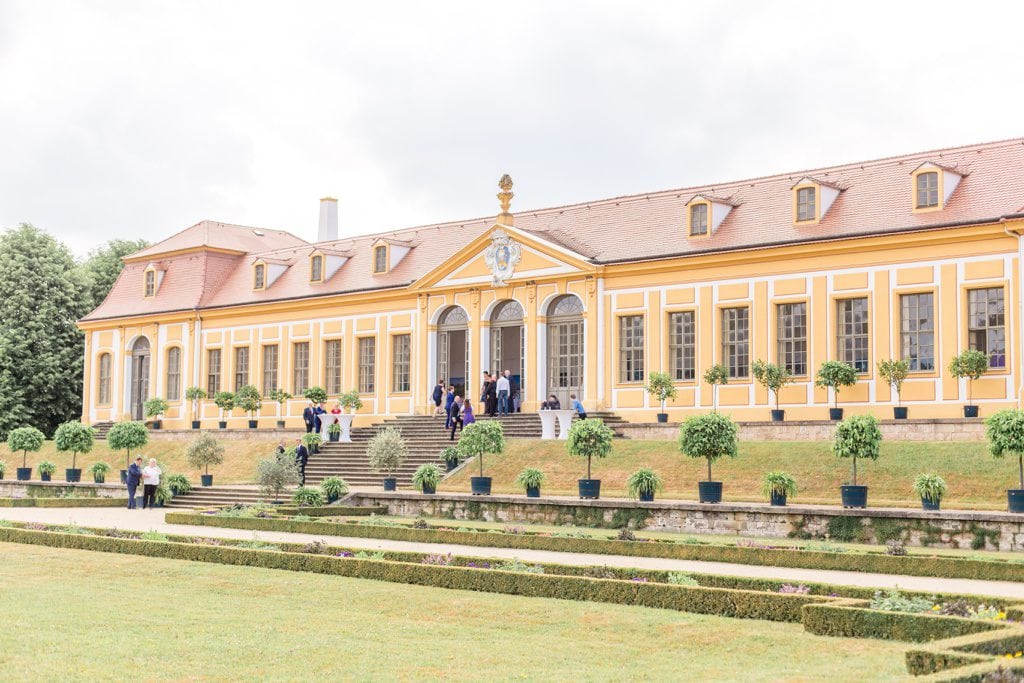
[619,418,987,442]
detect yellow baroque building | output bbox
[79,139,1024,428]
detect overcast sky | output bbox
[1,1,1022,256]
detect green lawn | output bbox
[443,439,1018,510]
[1,543,912,682]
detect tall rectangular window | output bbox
[310,254,324,282]
[721,307,750,378]
[98,353,111,405]
[207,349,221,396]
[392,334,411,393]
[293,342,309,394]
[668,311,695,381]
[900,293,935,371]
[836,298,869,372]
[374,246,387,273]
[144,270,156,297]
[618,316,645,383]
[796,187,816,222]
[166,347,181,401]
[234,347,249,391]
[262,345,279,395]
[324,340,341,395]
[776,302,807,375]
[689,204,708,236]
[968,287,1006,368]
[253,264,265,289]
[916,172,939,208]
[359,337,376,393]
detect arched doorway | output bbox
[490,300,525,409]
[546,294,584,408]
[436,306,469,397]
[129,337,151,420]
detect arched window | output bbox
[492,300,524,323]
[97,353,111,405]
[166,348,181,401]
[438,305,469,328]
[548,294,584,318]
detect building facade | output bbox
[78,140,1024,427]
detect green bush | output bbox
[412,464,443,492]
[458,420,505,478]
[106,421,148,470]
[986,409,1024,490]
[625,468,663,499]
[515,468,545,491]
[320,476,349,500]
[37,461,56,477]
[7,426,45,469]
[53,421,95,471]
[89,461,111,478]
[367,426,406,475]
[303,386,328,405]
[185,386,207,424]
[877,359,910,406]
[833,414,882,486]
[186,433,225,477]
[234,385,262,418]
[762,472,797,499]
[143,397,170,419]
[679,412,738,482]
[440,446,460,465]
[815,361,858,408]
[167,473,192,496]
[0,497,124,508]
[292,487,325,507]
[256,451,300,502]
[644,372,677,413]
[567,419,614,480]
[338,390,362,412]
[213,391,235,414]
[802,603,1003,643]
[950,350,989,407]
[752,360,793,411]
[913,473,948,504]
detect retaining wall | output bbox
[619,418,987,442]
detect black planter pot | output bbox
[893,407,908,420]
[770,410,785,422]
[151,420,162,430]
[656,413,668,423]
[201,474,213,487]
[698,481,722,503]
[445,460,459,472]
[638,491,655,502]
[964,405,979,418]
[840,485,868,508]
[276,421,286,429]
[326,493,339,504]
[0,471,4,480]
[248,420,258,429]
[218,421,227,429]
[120,469,128,484]
[525,486,540,498]
[93,474,106,484]
[16,467,31,481]
[191,421,201,429]
[329,433,340,442]
[1008,489,1024,513]
[829,408,844,421]
[65,468,81,483]
[769,491,787,506]
[921,496,940,511]
[578,478,601,499]
[383,477,397,491]
[40,472,51,482]
[470,476,492,495]
[421,483,436,495]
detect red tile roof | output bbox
[83,138,1024,322]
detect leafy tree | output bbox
[256,449,300,502]
[678,413,738,481]
[752,360,793,411]
[367,426,407,474]
[338,389,362,412]
[78,238,149,311]
[6,426,45,469]
[815,361,858,409]
[949,350,989,407]
[304,386,328,405]
[234,385,262,418]
[105,420,149,470]
[144,397,169,419]
[832,414,881,486]
[644,372,677,414]
[0,224,89,439]
[877,359,910,406]
[53,421,95,471]
[186,433,225,477]
[566,418,613,480]
[703,364,729,412]
[185,386,207,423]
[986,409,1024,490]
[213,391,235,418]
[457,421,505,478]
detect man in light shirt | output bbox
[496,371,511,416]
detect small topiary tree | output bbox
[186,433,225,478]
[7,426,45,470]
[877,359,910,407]
[457,420,505,478]
[366,426,408,475]
[949,350,989,408]
[832,414,881,487]
[566,418,614,480]
[144,397,169,422]
[644,371,677,417]
[213,391,236,423]
[304,386,328,406]
[185,386,207,425]
[815,361,858,409]
[106,421,149,471]
[703,364,729,411]
[269,388,292,423]
[235,384,262,422]
[54,421,95,473]
[752,360,793,413]
[678,413,738,482]
[986,409,1024,491]
[338,389,363,413]
[256,450,301,502]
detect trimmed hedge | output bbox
[803,603,1006,643]
[0,527,825,622]
[164,512,1024,582]
[906,630,1024,676]
[0,497,125,508]
[914,659,1024,682]
[274,505,387,517]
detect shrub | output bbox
[292,487,326,507]
[37,461,56,476]
[762,471,797,500]
[986,409,1024,490]
[53,421,95,471]
[678,412,738,482]
[185,386,207,423]
[106,421,149,471]
[213,391,236,415]
[303,386,328,405]
[515,467,545,491]
[186,433,225,477]
[268,388,292,407]
[877,359,910,406]
[256,451,301,502]
[0,460,6,477]
[778,583,810,594]
[869,588,935,613]
[644,371,677,414]
[625,468,663,499]
[328,422,341,435]
[832,414,881,486]
[301,432,322,450]
[367,426,407,474]
[616,527,636,541]
[320,476,349,500]
[950,349,989,407]
[338,390,362,413]
[421,553,453,566]
[7,426,45,469]
[412,464,443,492]
[234,385,262,418]
[457,420,505,478]
[702,364,729,411]
[912,473,947,504]
[495,559,544,574]
[815,361,858,408]
[166,473,191,496]
[143,397,169,419]
[566,418,613,480]
[803,603,1003,643]
[752,360,793,411]
[440,446,460,465]
[667,572,699,586]
[154,483,174,506]
[886,540,908,556]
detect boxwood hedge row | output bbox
[274,505,386,517]
[802,603,1006,642]
[0,497,124,508]
[905,629,1024,676]
[164,512,1024,582]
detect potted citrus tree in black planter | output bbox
[186,386,207,429]
[912,473,946,511]
[413,463,442,495]
[516,467,545,498]
[144,397,169,430]
[54,420,95,483]
[985,409,1024,513]
[319,476,349,503]
[645,371,677,423]
[90,461,111,484]
[269,388,292,428]
[833,414,881,508]
[703,364,729,412]
[235,384,262,429]
[762,471,796,506]
[367,426,407,491]
[626,467,663,502]
[458,420,505,496]
[38,460,56,482]
[440,446,460,472]
[815,360,858,420]
[186,432,225,487]
[877,359,910,419]
[213,391,235,429]
[106,421,148,484]
[950,350,988,418]
[679,412,738,503]
[753,359,793,422]
[567,418,613,499]
[7,426,44,481]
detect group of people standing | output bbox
[125,456,162,509]
[302,401,343,441]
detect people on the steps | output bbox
[570,394,587,420]
[449,395,464,440]
[126,456,142,509]
[462,398,476,427]
[496,371,510,416]
[295,437,309,486]
[541,394,561,410]
[303,402,315,433]
[443,385,456,430]
[432,380,444,417]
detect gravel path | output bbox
[2,507,1022,599]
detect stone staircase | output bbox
[164,485,283,509]
[91,422,114,440]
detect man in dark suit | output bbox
[302,402,315,433]
[313,404,325,435]
[126,457,142,509]
[448,395,464,441]
[294,438,309,486]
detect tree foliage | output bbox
[54,421,95,470]
[752,360,793,410]
[815,361,858,408]
[6,426,45,468]
[949,350,989,406]
[678,413,738,481]
[78,238,149,312]
[144,397,169,418]
[458,420,505,477]
[303,386,328,405]
[876,359,910,404]
[832,414,881,486]
[644,372,677,411]
[702,364,729,411]
[256,450,300,501]
[234,385,262,415]
[186,433,226,475]
[986,409,1024,489]
[566,418,613,480]
[367,426,408,474]
[106,420,149,469]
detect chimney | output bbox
[318,197,338,242]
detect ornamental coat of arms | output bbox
[483,229,522,286]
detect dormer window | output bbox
[144,270,156,297]
[689,204,708,236]
[685,194,734,237]
[796,187,816,222]
[253,263,266,290]
[915,171,939,209]
[142,263,165,297]
[374,245,388,273]
[911,162,963,212]
[310,254,324,283]
[790,177,841,225]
